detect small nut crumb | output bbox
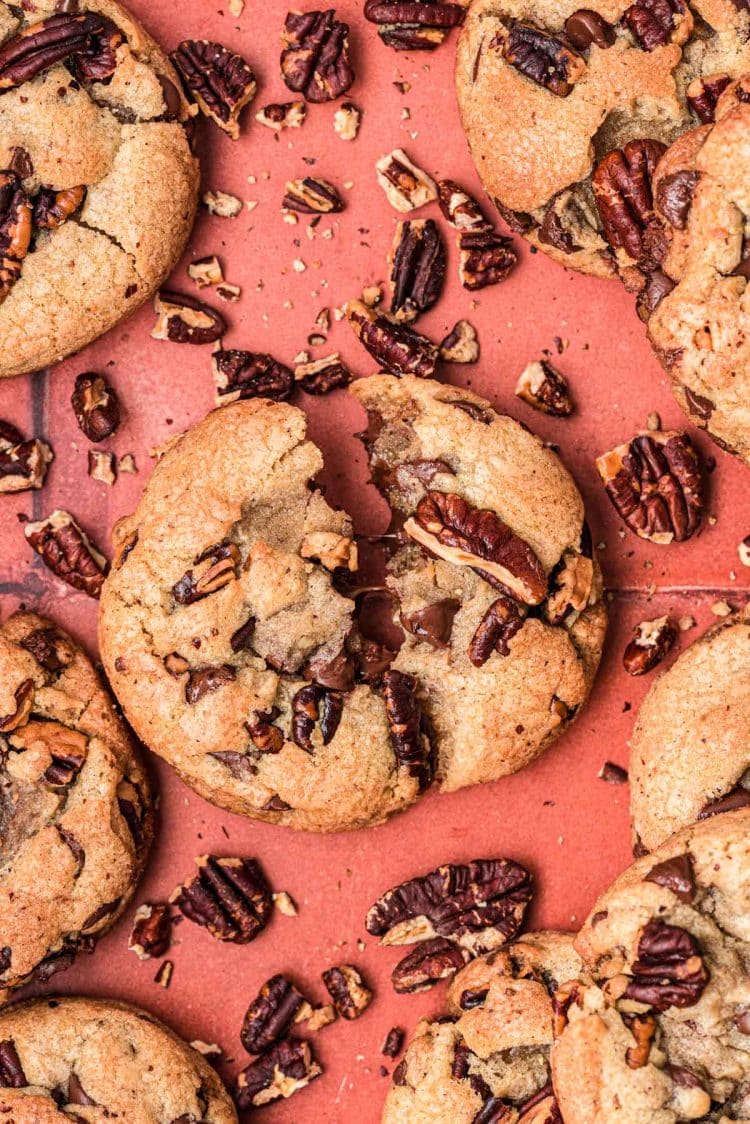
[119,453,137,474]
[361,284,382,307]
[88,449,116,486]
[738,536,750,566]
[375,149,437,212]
[439,320,479,364]
[229,0,244,15]
[381,1028,404,1058]
[191,1041,223,1059]
[203,191,243,218]
[256,101,306,130]
[333,101,362,140]
[188,255,224,289]
[216,282,242,302]
[598,762,628,784]
[646,411,661,431]
[305,1004,337,1031]
[273,891,298,916]
[283,211,299,225]
[678,615,696,631]
[154,960,174,988]
[292,259,306,272]
[245,200,259,213]
[712,600,733,617]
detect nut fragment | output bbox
[468,596,524,665]
[171,39,257,139]
[381,1027,405,1057]
[0,171,31,305]
[88,449,115,486]
[322,964,373,1019]
[686,73,730,123]
[437,179,491,232]
[391,936,470,992]
[25,510,107,598]
[170,855,273,943]
[71,372,120,441]
[256,100,306,129]
[458,230,517,290]
[346,299,438,377]
[152,291,226,345]
[0,681,34,733]
[365,0,465,50]
[333,101,361,139]
[623,919,708,1010]
[499,23,586,96]
[235,1038,322,1109]
[173,541,241,605]
[283,176,344,214]
[545,549,594,625]
[622,615,677,675]
[375,149,437,212]
[439,320,479,364]
[592,140,667,265]
[0,420,52,493]
[291,684,344,751]
[281,9,354,102]
[624,1012,657,1069]
[128,903,171,960]
[213,348,294,402]
[294,354,352,394]
[389,219,446,321]
[203,190,242,218]
[515,360,573,417]
[241,975,310,1053]
[622,0,692,51]
[382,669,433,790]
[188,255,224,288]
[300,531,356,570]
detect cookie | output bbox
[382,931,581,1122]
[0,610,153,999]
[630,606,750,853]
[352,375,607,792]
[98,399,426,833]
[553,809,750,1122]
[455,0,750,279]
[646,77,750,465]
[0,996,237,1122]
[0,0,199,379]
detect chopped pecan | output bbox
[365,0,464,50]
[437,179,491,232]
[515,360,573,416]
[300,531,356,569]
[171,855,273,943]
[552,980,582,1036]
[375,149,437,212]
[188,255,223,288]
[499,23,585,96]
[172,40,256,139]
[235,1038,322,1109]
[686,73,730,123]
[624,919,708,1010]
[24,510,107,598]
[291,684,343,751]
[458,230,517,290]
[185,664,236,704]
[0,171,31,305]
[346,299,438,377]
[241,974,310,1053]
[172,542,241,605]
[622,615,676,675]
[88,449,115,485]
[366,858,533,952]
[333,100,362,138]
[392,936,470,992]
[437,320,478,365]
[294,353,352,394]
[378,24,447,48]
[644,853,695,902]
[21,626,74,673]
[37,723,87,785]
[655,170,700,230]
[564,9,616,49]
[128,903,171,960]
[213,348,293,402]
[382,1027,405,1057]
[592,140,667,264]
[0,680,33,732]
[405,491,547,605]
[71,372,120,442]
[33,184,85,230]
[596,430,704,544]
[389,219,446,322]
[623,0,691,50]
[246,707,286,754]
[281,9,354,102]
[256,100,306,130]
[401,598,459,648]
[0,420,52,492]
[0,1040,26,1087]
[152,291,226,345]
[0,13,122,92]
[623,1012,657,1069]
[382,669,433,790]
[322,964,373,1018]
[283,176,344,214]
[545,550,594,625]
[468,596,524,665]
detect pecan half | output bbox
[515,360,573,416]
[128,903,171,960]
[0,171,31,305]
[0,420,52,492]
[281,10,354,103]
[622,615,676,675]
[391,936,470,992]
[405,491,547,605]
[458,230,517,290]
[437,179,491,232]
[246,707,286,754]
[152,291,226,345]
[322,964,373,1019]
[235,1039,322,1109]
[241,975,310,1053]
[213,348,293,402]
[172,40,256,139]
[346,299,439,377]
[624,920,708,1010]
[655,170,700,230]
[596,430,704,544]
[375,149,437,212]
[291,684,343,751]
[172,542,240,605]
[0,13,123,92]
[171,855,273,943]
[401,598,459,648]
[382,669,433,790]
[592,140,667,264]
[366,858,533,952]
[686,74,730,123]
[365,0,465,50]
[564,10,616,49]
[283,176,344,214]
[255,100,306,130]
[622,0,691,50]
[185,665,236,704]
[33,184,85,230]
[294,354,352,394]
[24,510,107,598]
[499,23,585,97]
[469,596,524,665]
[389,219,446,322]
[71,372,120,442]
[0,1041,26,1088]
[644,853,695,902]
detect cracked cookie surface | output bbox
[0,610,153,1000]
[0,0,199,379]
[0,996,237,1122]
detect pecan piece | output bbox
[235,1039,322,1109]
[246,707,286,754]
[213,348,293,402]
[515,360,573,416]
[365,0,464,50]
[592,140,667,264]
[458,230,517,290]
[346,299,438,377]
[333,100,361,139]
[241,975,310,1053]
[622,615,677,675]
[152,291,226,345]
[0,420,52,492]
[389,219,446,322]
[322,964,373,1019]
[623,920,708,1010]
[382,1027,405,1057]
[686,74,730,123]
[545,549,594,625]
[21,626,74,673]
[185,664,236,705]
[366,858,533,953]
[375,149,437,212]
[0,1041,26,1088]
[439,320,479,364]
[256,100,306,130]
[171,855,273,943]
[291,684,343,751]
[623,0,692,50]
[0,680,33,732]
[379,24,447,48]
[564,9,616,49]
[382,669,433,790]
[71,372,120,442]
[283,176,343,214]
[392,936,470,992]
[24,510,107,597]
[281,9,354,103]
[437,179,491,232]
[0,13,122,92]
[172,542,241,605]
[34,723,88,785]
[499,23,586,97]
[128,903,171,960]
[172,40,256,139]
[596,430,704,544]
[294,354,352,394]
[0,171,31,305]
[401,598,459,648]
[469,596,524,665]
[623,1012,657,1069]
[405,491,547,605]
[33,184,85,230]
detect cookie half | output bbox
[0,996,236,1121]
[0,0,199,378]
[553,810,750,1122]
[0,610,153,999]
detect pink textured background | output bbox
[1,0,749,1118]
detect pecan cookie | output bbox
[630,605,750,853]
[0,610,153,999]
[98,400,427,833]
[0,996,237,1121]
[455,0,750,280]
[553,809,750,1122]
[382,931,581,1122]
[0,0,199,379]
[352,375,607,792]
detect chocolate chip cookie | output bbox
[455,0,750,279]
[0,996,237,1121]
[553,809,750,1122]
[382,931,581,1122]
[98,399,427,833]
[630,606,750,853]
[0,610,153,999]
[352,375,607,792]
[0,0,199,379]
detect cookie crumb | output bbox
[154,960,174,988]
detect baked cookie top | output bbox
[0,996,237,1122]
[553,809,750,1122]
[382,931,581,1122]
[352,375,607,792]
[455,0,750,278]
[0,0,199,379]
[0,610,153,999]
[630,606,750,852]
